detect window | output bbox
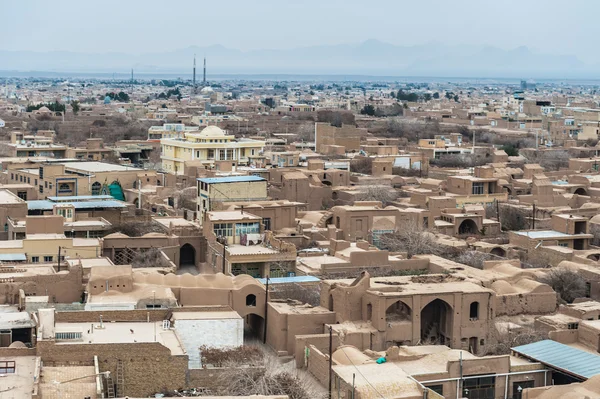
[10,173,13,180]
[208,149,214,159]
[91,182,101,195]
[58,183,72,194]
[43,256,53,262]
[55,332,82,341]
[246,294,257,307]
[44,181,48,188]
[558,242,569,248]
[31,256,39,263]
[39,185,44,194]
[469,302,479,320]
[586,282,591,298]
[235,222,260,236]
[463,375,495,399]
[213,223,233,237]
[472,182,484,195]
[568,322,579,330]
[263,217,271,231]
[0,361,15,374]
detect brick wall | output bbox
[307,345,330,386]
[37,340,188,397]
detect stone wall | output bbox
[55,309,170,323]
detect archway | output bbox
[386,300,412,322]
[245,313,265,342]
[458,219,478,235]
[420,299,453,345]
[490,247,506,257]
[575,187,588,196]
[328,294,334,311]
[180,243,196,266]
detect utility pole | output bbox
[328,325,333,399]
[222,240,227,274]
[192,54,196,95]
[263,277,269,344]
[532,203,536,230]
[57,246,61,272]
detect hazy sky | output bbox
[1,0,598,62]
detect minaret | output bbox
[203,57,206,86]
[192,54,197,94]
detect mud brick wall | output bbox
[37,340,188,397]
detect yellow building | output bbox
[161,126,265,174]
[0,233,101,263]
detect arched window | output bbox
[246,294,257,307]
[91,182,101,195]
[469,302,479,320]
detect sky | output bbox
[1,0,599,63]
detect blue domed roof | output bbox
[104,96,111,104]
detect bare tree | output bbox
[454,251,497,269]
[350,157,373,174]
[131,247,171,268]
[176,186,197,210]
[538,267,587,304]
[377,221,445,258]
[499,205,530,231]
[354,185,398,206]
[485,327,547,356]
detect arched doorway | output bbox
[180,243,196,266]
[490,247,506,258]
[574,187,588,196]
[458,219,478,235]
[420,299,453,345]
[245,313,265,341]
[386,300,412,322]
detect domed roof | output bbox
[37,106,51,112]
[199,125,226,137]
[200,86,214,93]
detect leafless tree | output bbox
[106,220,167,237]
[485,327,547,356]
[131,247,171,268]
[270,283,321,307]
[176,186,197,210]
[454,251,497,269]
[216,348,324,399]
[354,185,398,206]
[538,267,587,304]
[377,221,445,258]
[499,205,530,231]
[350,157,373,174]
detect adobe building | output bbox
[315,122,363,152]
[197,175,268,216]
[321,272,495,353]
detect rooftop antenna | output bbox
[192,54,197,95]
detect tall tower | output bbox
[192,55,197,94]
[203,57,206,86]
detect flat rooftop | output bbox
[0,356,38,398]
[171,311,241,321]
[62,161,142,173]
[54,321,185,355]
[514,230,579,239]
[0,189,23,204]
[207,211,261,222]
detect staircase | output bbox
[116,359,125,397]
[422,322,439,344]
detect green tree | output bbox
[433,92,440,99]
[502,144,519,156]
[360,104,376,116]
[70,100,80,115]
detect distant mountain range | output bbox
[0,40,592,79]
